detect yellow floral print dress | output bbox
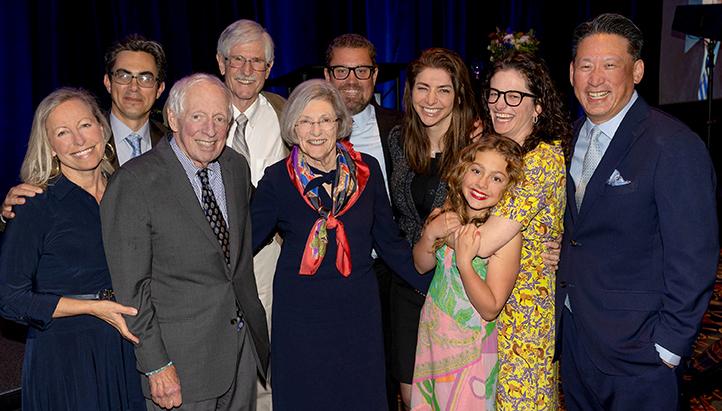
[492,141,566,410]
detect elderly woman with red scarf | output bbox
[251,79,426,411]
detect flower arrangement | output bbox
[488,28,540,62]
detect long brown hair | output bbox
[402,48,478,175]
[481,51,572,158]
[428,134,524,249]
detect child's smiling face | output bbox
[462,150,512,217]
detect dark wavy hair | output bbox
[104,34,167,83]
[427,134,524,249]
[481,51,572,158]
[402,48,478,175]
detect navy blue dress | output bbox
[252,154,427,411]
[0,175,144,411]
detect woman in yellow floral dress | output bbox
[471,51,571,410]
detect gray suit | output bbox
[100,136,269,403]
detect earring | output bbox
[532,116,539,125]
[49,155,61,178]
[103,142,116,162]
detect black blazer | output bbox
[373,104,403,181]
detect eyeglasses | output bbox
[111,70,158,88]
[487,88,536,107]
[295,118,339,132]
[327,65,376,80]
[224,55,269,71]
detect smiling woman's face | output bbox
[296,98,339,172]
[46,98,105,180]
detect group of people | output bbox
[0,12,718,411]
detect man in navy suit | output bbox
[557,13,718,410]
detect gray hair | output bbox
[20,88,112,188]
[280,79,352,146]
[217,19,275,63]
[572,13,644,61]
[165,73,233,121]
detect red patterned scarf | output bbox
[286,140,369,276]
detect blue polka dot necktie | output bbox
[197,168,230,266]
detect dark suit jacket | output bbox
[556,97,719,376]
[101,137,269,401]
[373,104,403,182]
[108,117,168,169]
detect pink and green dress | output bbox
[410,245,498,411]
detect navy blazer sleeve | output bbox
[0,197,60,329]
[651,123,718,357]
[367,156,431,293]
[251,162,281,254]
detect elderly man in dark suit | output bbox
[101,73,269,411]
[557,13,718,410]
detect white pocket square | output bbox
[607,169,631,186]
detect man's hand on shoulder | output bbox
[2,183,43,219]
[148,365,182,409]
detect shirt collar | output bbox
[47,174,77,200]
[235,94,262,124]
[169,135,222,179]
[109,112,150,140]
[583,90,638,140]
[352,104,375,126]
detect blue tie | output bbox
[126,133,142,158]
[576,126,603,210]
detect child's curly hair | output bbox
[428,134,525,250]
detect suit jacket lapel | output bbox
[567,119,584,224]
[109,133,121,170]
[373,104,402,181]
[577,98,649,220]
[149,119,168,147]
[157,138,230,267]
[219,151,242,277]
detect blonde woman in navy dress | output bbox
[0,88,144,410]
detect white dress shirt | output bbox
[349,105,390,199]
[225,93,287,186]
[225,92,286,347]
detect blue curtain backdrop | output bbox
[0,0,660,195]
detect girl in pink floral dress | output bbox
[410,136,524,410]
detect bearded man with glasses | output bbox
[323,33,405,410]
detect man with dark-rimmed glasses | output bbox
[0,34,168,231]
[324,33,403,411]
[103,34,169,168]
